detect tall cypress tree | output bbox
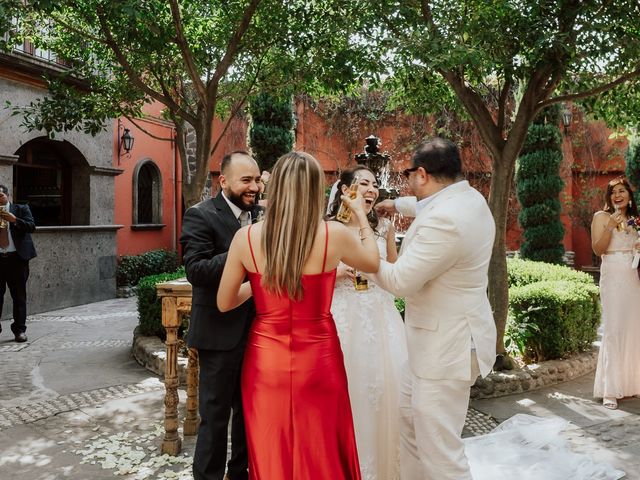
[625,138,640,207]
[249,92,295,172]
[516,106,565,264]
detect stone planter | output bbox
[471,348,598,399]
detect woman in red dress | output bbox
[218,151,379,479]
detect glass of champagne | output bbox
[353,269,368,291]
[0,205,7,229]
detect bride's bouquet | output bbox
[627,216,640,269]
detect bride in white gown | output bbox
[328,166,408,480]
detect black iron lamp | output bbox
[120,128,135,154]
[561,107,573,135]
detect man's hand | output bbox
[0,210,16,223]
[374,199,396,217]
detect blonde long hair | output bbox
[261,151,325,300]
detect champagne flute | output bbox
[614,205,624,232]
[353,269,368,291]
[0,205,7,230]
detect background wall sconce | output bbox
[118,128,135,153]
[118,124,135,161]
[561,107,573,135]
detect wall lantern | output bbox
[120,128,135,154]
[561,107,573,135]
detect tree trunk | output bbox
[487,153,516,355]
[181,111,214,209]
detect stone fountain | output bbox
[354,135,399,202]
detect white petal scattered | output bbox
[72,423,192,477]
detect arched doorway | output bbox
[14,137,91,226]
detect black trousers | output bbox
[193,344,249,480]
[0,253,29,334]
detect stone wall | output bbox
[0,76,122,319]
[2,227,119,318]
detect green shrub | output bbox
[394,297,405,319]
[136,267,186,339]
[507,257,594,288]
[625,139,640,206]
[516,108,565,265]
[117,249,179,287]
[249,92,295,172]
[509,280,600,361]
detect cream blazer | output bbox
[373,181,497,381]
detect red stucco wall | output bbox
[113,115,179,257]
[113,101,629,271]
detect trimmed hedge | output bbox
[249,92,295,172]
[117,249,179,287]
[509,280,600,362]
[136,267,186,339]
[507,257,594,288]
[626,139,640,206]
[516,109,565,265]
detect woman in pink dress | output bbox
[591,177,640,409]
[217,151,380,479]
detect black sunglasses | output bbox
[402,166,420,178]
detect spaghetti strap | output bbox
[247,225,259,273]
[322,221,329,272]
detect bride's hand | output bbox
[341,191,366,218]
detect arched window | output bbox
[14,138,90,226]
[132,160,162,225]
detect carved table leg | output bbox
[183,347,200,435]
[161,296,182,455]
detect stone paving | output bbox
[1,297,638,478]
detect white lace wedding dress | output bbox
[465,414,625,479]
[331,217,407,480]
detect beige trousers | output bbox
[399,353,480,480]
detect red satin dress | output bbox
[242,223,361,480]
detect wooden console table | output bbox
[156,278,199,455]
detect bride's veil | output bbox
[326,180,340,216]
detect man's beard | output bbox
[226,189,254,211]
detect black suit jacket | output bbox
[180,193,260,351]
[8,203,37,261]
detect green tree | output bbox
[3,0,373,207]
[365,0,640,361]
[626,138,640,207]
[516,107,565,264]
[0,0,20,51]
[249,92,294,172]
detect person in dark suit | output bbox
[0,184,37,343]
[180,151,262,480]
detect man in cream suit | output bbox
[373,138,496,479]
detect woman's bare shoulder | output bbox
[326,219,347,234]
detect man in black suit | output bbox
[180,151,262,480]
[0,184,37,343]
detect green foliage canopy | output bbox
[356,0,640,356]
[3,0,378,206]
